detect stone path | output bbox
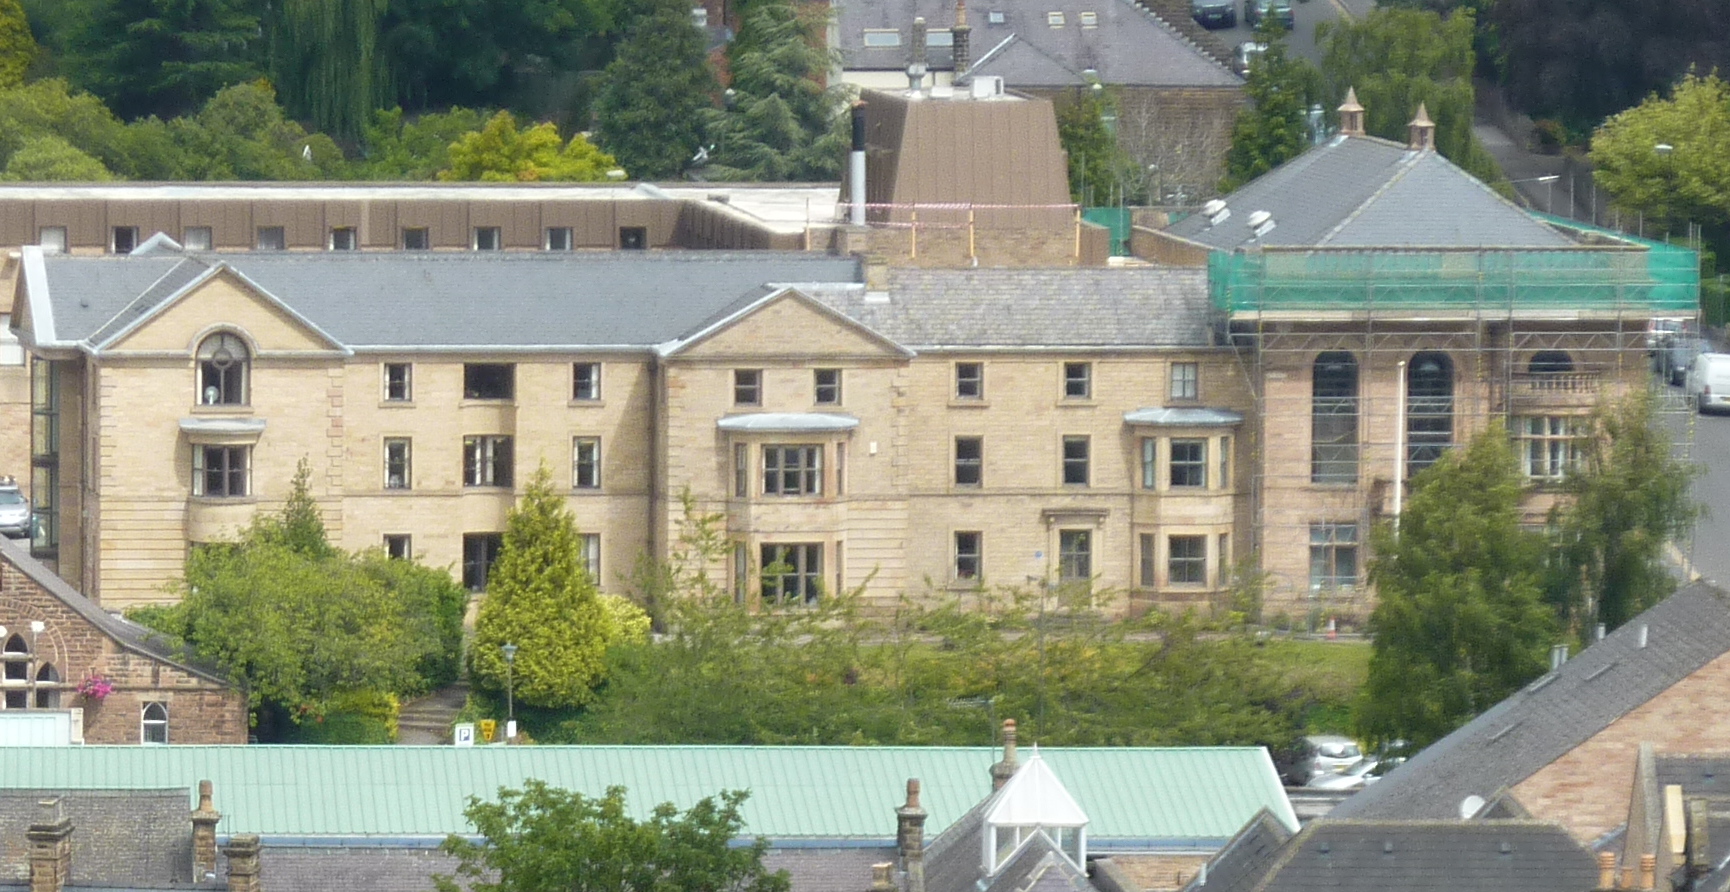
[396,683,468,745]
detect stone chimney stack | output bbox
[897,779,927,892]
[1406,103,1436,151]
[27,798,72,892]
[223,834,262,892]
[1598,852,1618,890]
[990,719,1019,790]
[192,780,222,879]
[869,862,896,892]
[1338,87,1365,137]
[952,0,972,81]
[1688,797,1712,880]
[908,17,930,94]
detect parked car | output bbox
[1647,317,1687,352]
[1306,757,1378,791]
[1686,352,1730,414]
[0,478,30,539]
[1191,0,1237,27]
[1244,0,1294,29]
[1665,335,1709,386]
[1285,734,1362,785]
[1233,41,1267,76]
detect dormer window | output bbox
[197,332,250,406]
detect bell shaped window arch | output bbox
[196,332,250,406]
[1311,352,1359,483]
[1406,352,1454,478]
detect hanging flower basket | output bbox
[77,674,113,701]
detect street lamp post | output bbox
[500,643,518,737]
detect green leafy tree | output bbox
[146,460,466,724]
[439,110,620,182]
[471,466,646,709]
[1,134,114,180]
[1551,389,1701,633]
[358,106,488,179]
[1317,6,1500,184]
[1591,73,1730,237]
[1357,421,1558,751]
[269,0,391,139]
[703,0,846,181]
[0,0,34,89]
[1056,86,1121,205]
[0,79,132,173]
[1222,24,1317,191]
[437,783,789,892]
[166,80,344,180]
[593,0,717,181]
[60,0,263,120]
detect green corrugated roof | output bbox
[0,746,1293,841]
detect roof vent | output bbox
[1203,199,1230,226]
[1639,624,1649,648]
[1383,841,1394,854]
[1459,795,1486,819]
[1247,210,1275,239]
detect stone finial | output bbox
[1639,853,1656,891]
[27,798,72,892]
[1597,852,1617,890]
[1338,87,1365,137]
[222,834,262,892]
[990,719,1019,790]
[1407,103,1435,151]
[192,780,223,878]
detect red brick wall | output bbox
[0,554,246,744]
[1512,649,1730,843]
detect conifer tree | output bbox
[593,0,717,181]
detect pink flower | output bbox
[77,675,113,701]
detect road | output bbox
[1194,0,1358,66]
[1669,381,1730,587]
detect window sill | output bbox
[188,495,256,504]
[380,400,415,409]
[1165,398,1201,406]
[459,399,517,407]
[571,487,605,494]
[381,487,414,494]
[461,485,515,491]
[1057,400,1098,408]
[189,404,253,415]
[949,400,990,408]
[568,399,606,408]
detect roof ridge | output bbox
[1315,150,1423,246]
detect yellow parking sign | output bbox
[479,719,497,742]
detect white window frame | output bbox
[192,445,250,497]
[463,435,514,488]
[580,533,601,579]
[573,363,602,401]
[955,436,983,486]
[955,531,982,580]
[1062,362,1092,399]
[734,369,762,406]
[763,444,822,496]
[1515,415,1586,481]
[546,227,574,251]
[473,226,502,251]
[762,542,823,606]
[384,363,413,402]
[1061,435,1089,486]
[141,702,169,745]
[814,368,842,405]
[384,438,412,490]
[1168,534,1207,586]
[1309,522,1359,592]
[330,227,358,251]
[1170,362,1199,400]
[384,534,412,560]
[956,362,984,399]
[573,437,602,489]
[1170,438,1207,488]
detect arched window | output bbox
[1406,352,1455,477]
[1312,352,1359,483]
[197,333,249,406]
[3,634,28,682]
[1529,351,1573,375]
[141,702,169,744]
[34,664,58,709]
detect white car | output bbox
[0,478,30,539]
[1306,757,1381,791]
[1686,352,1730,414]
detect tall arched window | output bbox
[1406,352,1454,477]
[197,333,249,406]
[34,664,58,709]
[3,634,28,682]
[1312,352,1359,483]
[142,702,169,744]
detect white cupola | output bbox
[980,747,1089,874]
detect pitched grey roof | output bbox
[1163,135,1578,250]
[1218,820,1597,892]
[811,267,1214,348]
[1180,809,1293,892]
[0,537,229,685]
[764,847,900,892]
[837,0,1238,86]
[36,252,864,352]
[1333,582,1730,822]
[925,795,995,892]
[0,789,197,888]
[255,846,455,892]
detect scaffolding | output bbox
[1210,224,1701,623]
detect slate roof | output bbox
[1333,582,1730,822]
[1163,134,1578,250]
[0,537,228,685]
[1180,809,1293,892]
[837,0,1238,86]
[1200,820,1598,892]
[0,746,1295,841]
[27,251,864,352]
[808,267,1214,348]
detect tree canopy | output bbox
[702,0,845,182]
[1317,6,1500,183]
[437,783,789,892]
[439,110,621,181]
[1222,22,1317,191]
[593,0,717,181]
[1591,73,1730,235]
[471,466,648,709]
[1357,422,1557,751]
[0,0,34,90]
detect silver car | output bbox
[1294,734,1362,783]
[0,480,30,539]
